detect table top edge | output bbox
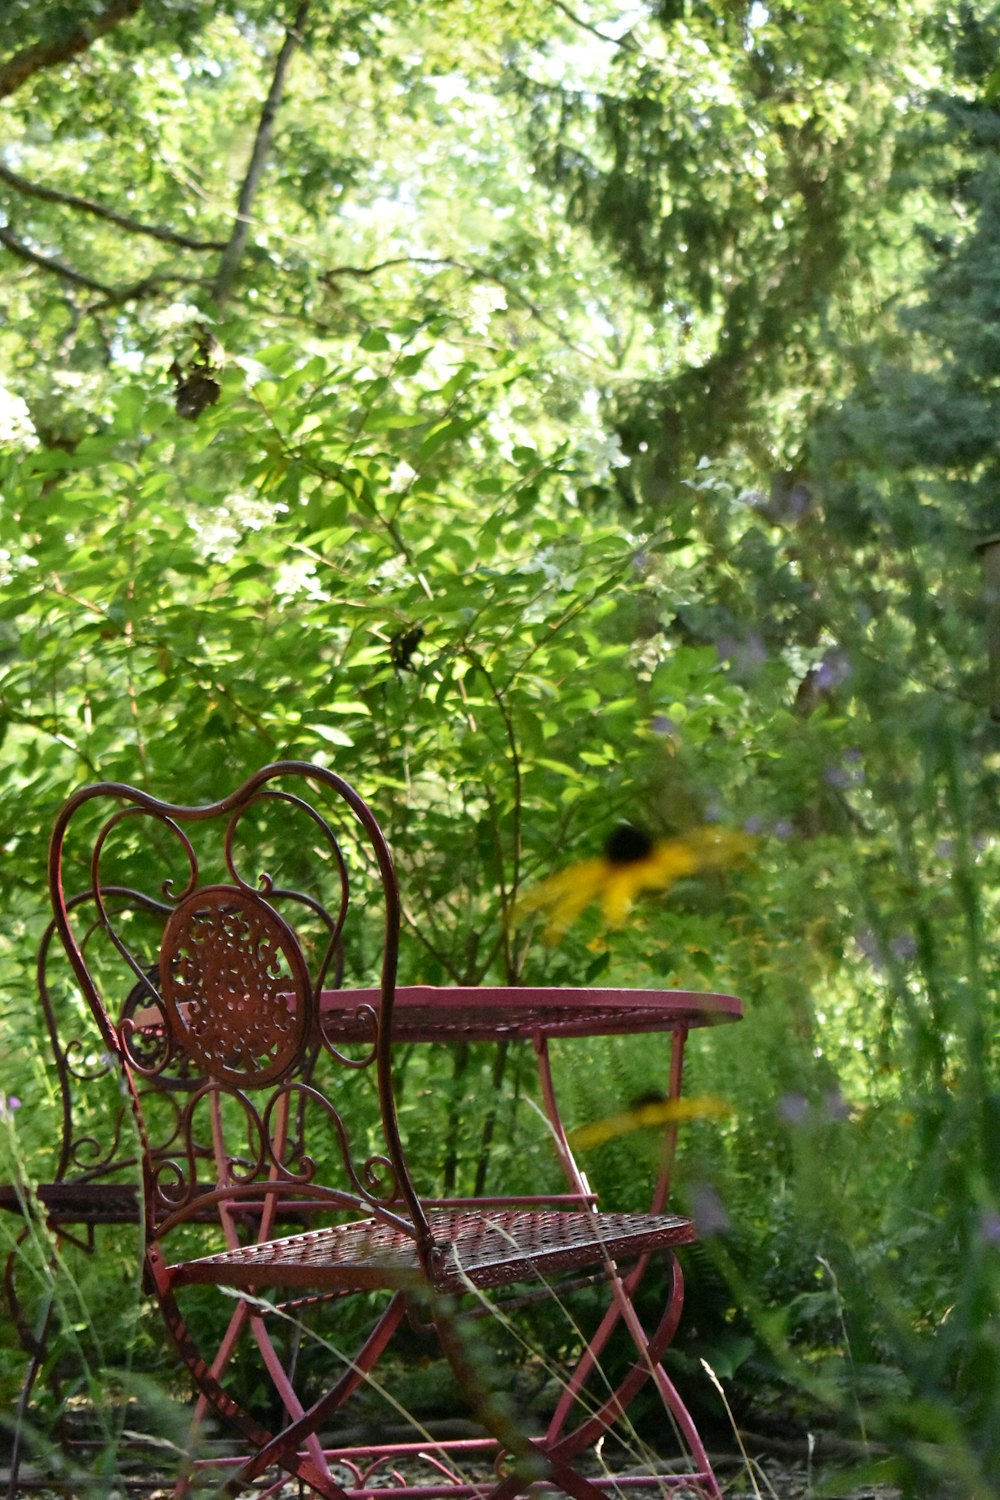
[327,985,744,1023]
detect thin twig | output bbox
[461,648,523,972]
[0,0,143,99]
[0,224,115,294]
[551,0,639,51]
[0,163,227,251]
[321,254,605,363]
[0,224,207,305]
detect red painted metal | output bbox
[7,762,743,1499]
[319,983,742,1042]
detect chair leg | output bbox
[173,1292,259,1499]
[436,1254,720,1500]
[154,1264,410,1500]
[475,1454,615,1500]
[606,1256,718,1489]
[5,1231,61,1500]
[232,1293,409,1495]
[547,1252,686,1455]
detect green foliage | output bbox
[4,2,1000,1494]
[515,0,943,489]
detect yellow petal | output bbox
[545,878,604,940]
[514,858,605,917]
[569,1094,733,1149]
[600,868,641,926]
[513,825,753,941]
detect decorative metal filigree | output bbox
[160,887,312,1088]
[46,764,423,1248]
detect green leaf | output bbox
[307,723,356,747]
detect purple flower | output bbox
[650,715,676,737]
[716,633,767,676]
[739,633,768,670]
[767,477,812,521]
[815,649,852,691]
[777,1091,811,1126]
[979,1210,1000,1247]
[0,1093,21,1121]
[771,818,794,840]
[824,751,864,790]
[890,934,917,963]
[691,1182,731,1238]
[743,815,764,836]
[786,483,811,518]
[855,930,886,972]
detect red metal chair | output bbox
[3,879,345,1494]
[47,762,724,1499]
[2,890,173,1495]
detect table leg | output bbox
[652,1025,688,1215]
[532,1027,719,1497]
[532,1035,592,1204]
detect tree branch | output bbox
[0,223,206,305]
[550,0,639,52]
[212,0,311,309]
[0,163,226,251]
[0,0,143,100]
[96,272,208,308]
[0,224,113,293]
[320,254,605,363]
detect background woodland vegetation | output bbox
[3,2,1000,1494]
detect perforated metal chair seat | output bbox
[169,1207,696,1296]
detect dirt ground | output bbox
[0,1409,903,1499]
[1,1444,903,1500]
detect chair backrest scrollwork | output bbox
[48,762,428,1256]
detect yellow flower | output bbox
[516,823,753,939]
[568,1094,733,1150]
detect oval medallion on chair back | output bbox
[160,885,313,1089]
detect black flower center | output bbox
[603,825,655,865]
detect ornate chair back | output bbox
[46,762,428,1268]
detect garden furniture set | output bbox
[2,762,742,1499]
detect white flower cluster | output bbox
[387,459,417,493]
[472,388,535,464]
[189,493,284,564]
[577,429,630,481]
[466,284,507,337]
[150,301,208,334]
[531,547,567,587]
[571,390,630,484]
[0,384,39,450]
[273,555,328,601]
[0,547,38,587]
[370,553,408,585]
[514,545,580,598]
